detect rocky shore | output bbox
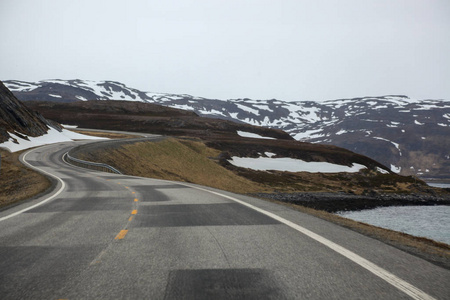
[253,191,450,213]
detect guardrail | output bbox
[64,152,122,174]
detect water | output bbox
[427,182,450,188]
[337,205,450,244]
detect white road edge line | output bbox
[177,182,436,300]
[0,147,66,222]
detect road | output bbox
[0,140,448,299]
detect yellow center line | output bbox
[131,210,138,215]
[132,192,136,194]
[129,216,134,221]
[115,230,128,240]
[134,198,139,202]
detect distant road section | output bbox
[0,140,448,299]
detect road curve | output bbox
[0,140,448,299]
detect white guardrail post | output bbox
[64,152,122,174]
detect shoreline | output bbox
[252,192,450,269]
[252,192,450,213]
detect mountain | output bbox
[4,79,450,179]
[0,80,52,143]
[26,98,427,196]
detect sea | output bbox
[337,182,450,245]
[427,182,450,189]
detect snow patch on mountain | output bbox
[293,129,325,141]
[237,131,276,140]
[5,81,40,92]
[390,164,402,173]
[201,109,226,116]
[373,137,402,156]
[171,104,195,111]
[76,95,87,101]
[236,103,260,115]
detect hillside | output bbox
[23,98,447,197]
[25,100,292,140]
[24,99,384,170]
[5,79,449,180]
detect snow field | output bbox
[228,155,367,173]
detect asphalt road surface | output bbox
[0,140,448,299]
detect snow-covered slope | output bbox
[4,79,450,179]
[1,126,106,152]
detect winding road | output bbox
[0,139,448,299]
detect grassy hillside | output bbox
[0,149,51,208]
[74,138,268,194]
[72,137,439,196]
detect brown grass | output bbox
[78,138,270,194]
[0,149,51,208]
[72,130,136,139]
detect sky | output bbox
[1,0,449,102]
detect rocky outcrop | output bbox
[0,81,59,144]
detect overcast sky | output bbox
[1,0,449,101]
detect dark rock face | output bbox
[0,81,56,143]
